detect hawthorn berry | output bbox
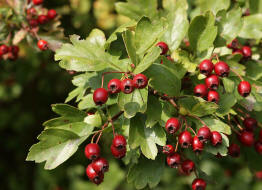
[207,90,220,104]
[47,9,57,20]
[33,0,44,5]
[199,59,214,76]
[255,141,262,154]
[121,79,134,94]
[194,84,208,98]
[86,164,104,185]
[37,15,49,24]
[205,75,219,90]
[238,81,251,97]
[211,131,222,146]
[181,160,195,175]
[0,44,9,54]
[165,118,180,134]
[107,79,121,94]
[93,88,108,105]
[37,40,48,51]
[29,19,38,27]
[112,135,127,150]
[260,129,262,141]
[242,46,252,58]
[227,39,238,49]
[192,136,204,153]
[156,42,169,55]
[92,158,109,173]
[228,143,240,158]
[133,74,148,89]
[163,144,175,155]
[232,49,243,56]
[85,143,100,160]
[166,153,181,168]
[178,131,192,148]
[214,61,230,77]
[9,45,19,54]
[27,8,37,16]
[243,117,257,131]
[110,144,126,159]
[239,131,254,147]
[192,178,207,190]
[197,126,211,142]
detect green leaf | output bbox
[124,102,141,118]
[243,146,262,171]
[129,114,166,159]
[145,96,162,128]
[191,100,218,117]
[249,0,262,14]
[222,77,235,93]
[84,112,102,127]
[127,156,165,189]
[217,93,237,116]
[197,0,230,14]
[52,104,86,119]
[200,118,231,135]
[78,94,96,110]
[188,11,217,52]
[86,28,106,48]
[239,14,262,39]
[205,134,229,156]
[246,60,262,80]
[122,30,138,66]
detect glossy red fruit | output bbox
[133,74,148,89]
[211,131,222,146]
[239,131,254,147]
[165,118,180,134]
[0,44,9,54]
[9,45,19,54]
[29,19,38,27]
[121,79,134,94]
[205,75,219,90]
[255,141,262,154]
[166,153,181,168]
[37,15,49,24]
[181,160,195,175]
[47,9,57,20]
[243,117,257,131]
[92,158,109,173]
[232,49,243,56]
[33,0,44,5]
[260,129,262,141]
[163,144,175,155]
[107,79,121,94]
[7,52,18,61]
[192,136,204,153]
[242,46,252,58]
[112,135,127,150]
[207,90,220,104]
[37,40,48,50]
[197,126,211,142]
[228,143,240,158]
[238,81,251,97]
[194,84,208,98]
[227,39,238,49]
[214,61,230,77]
[199,59,214,76]
[192,178,207,190]
[27,8,37,16]
[86,164,104,185]
[179,131,192,148]
[85,143,100,160]
[156,42,169,55]
[93,88,108,105]
[110,144,126,159]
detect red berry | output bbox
[181,160,195,175]
[86,164,104,185]
[37,15,49,24]
[47,9,57,20]
[228,143,240,158]
[9,45,19,54]
[255,141,262,154]
[197,126,211,142]
[121,79,134,94]
[93,88,108,105]
[7,52,18,61]
[243,117,257,131]
[27,8,37,16]
[166,153,181,168]
[112,135,126,150]
[85,143,100,160]
[33,0,44,5]
[178,131,192,148]
[211,131,222,146]
[192,178,207,190]
[207,90,220,104]
[214,61,230,77]
[133,74,148,89]
[194,84,208,98]
[199,59,214,76]
[92,158,109,173]
[192,136,204,153]
[227,39,238,49]
[110,144,126,159]
[29,19,38,27]
[239,131,254,147]
[260,130,262,141]
[165,118,180,134]
[242,46,252,58]
[232,49,243,56]
[0,44,9,54]
[107,79,121,94]
[205,75,219,90]
[156,42,169,55]
[163,144,175,155]
[238,81,251,97]
[37,40,48,51]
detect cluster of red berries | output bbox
[93,74,148,105]
[85,135,127,184]
[227,39,252,59]
[0,44,20,61]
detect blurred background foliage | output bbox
[1,0,262,190]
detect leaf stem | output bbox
[188,114,207,126]
[230,69,244,81]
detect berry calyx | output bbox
[181,160,195,175]
[227,39,238,50]
[37,15,49,24]
[92,158,109,173]
[207,90,220,104]
[243,117,257,131]
[211,131,222,146]
[121,79,134,94]
[199,59,214,76]
[0,44,9,54]
[228,143,240,158]
[165,118,180,134]
[166,153,181,168]
[85,143,100,160]
[163,144,175,155]
[93,88,108,105]
[239,131,254,147]
[133,74,148,89]
[194,84,208,98]
[205,75,219,90]
[238,81,251,97]
[110,144,126,159]
[179,131,192,148]
[214,61,230,77]
[86,164,104,185]
[242,46,252,58]
[255,141,262,154]
[192,178,207,190]
[192,136,204,153]
[37,40,48,51]
[33,0,44,5]
[156,42,169,55]
[107,79,121,94]
[112,135,127,150]
[47,9,57,20]
[197,126,211,142]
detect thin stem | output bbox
[210,53,220,62]
[230,69,244,81]
[175,140,179,152]
[110,120,116,137]
[168,98,179,110]
[236,108,250,118]
[233,117,243,131]
[228,114,241,135]
[188,114,207,126]
[101,71,126,88]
